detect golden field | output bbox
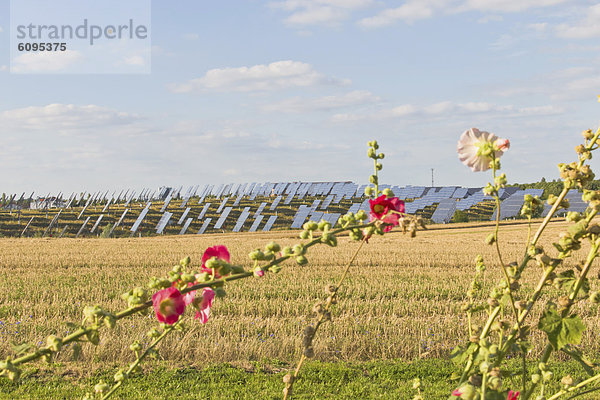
[0,218,598,371]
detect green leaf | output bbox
[538,307,585,350]
[555,270,589,296]
[450,342,477,366]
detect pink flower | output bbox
[194,288,215,324]
[369,195,405,232]
[152,287,185,325]
[200,245,230,278]
[507,390,519,400]
[451,389,462,397]
[457,127,509,172]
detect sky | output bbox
[1,0,600,196]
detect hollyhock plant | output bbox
[152,287,185,325]
[199,245,230,278]
[457,127,510,172]
[369,194,405,232]
[193,288,215,324]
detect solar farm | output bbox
[0,183,549,238]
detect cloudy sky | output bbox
[1,0,600,196]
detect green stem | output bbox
[101,326,173,400]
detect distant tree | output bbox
[452,209,469,223]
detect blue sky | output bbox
[1,0,599,195]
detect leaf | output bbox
[450,342,477,366]
[555,270,590,297]
[11,342,33,356]
[538,307,586,350]
[561,345,596,376]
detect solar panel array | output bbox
[214,207,232,229]
[291,205,311,228]
[491,189,544,220]
[233,207,251,232]
[541,190,588,217]
[249,215,264,232]
[197,218,212,234]
[270,195,282,210]
[431,199,457,224]
[156,212,173,234]
[263,215,277,231]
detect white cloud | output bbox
[556,4,600,38]
[11,50,83,73]
[0,104,141,133]
[331,101,563,122]
[262,90,380,113]
[458,0,569,13]
[270,0,375,26]
[169,60,350,93]
[477,14,503,23]
[358,0,571,29]
[358,2,435,28]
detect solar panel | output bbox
[214,207,232,229]
[178,207,191,224]
[179,218,193,235]
[233,196,242,206]
[90,214,104,233]
[160,192,173,212]
[130,203,151,233]
[541,190,588,217]
[76,216,91,238]
[109,208,129,236]
[310,199,321,212]
[431,199,457,224]
[249,215,264,232]
[320,195,334,210]
[216,197,229,213]
[43,210,62,237]
[347,203,360,214]
[78,203,89,219]
[270,195,282,210]
[245,183,256,196]
[309,211,324,222]
[491,190,528,220]
[156,212,173,234]
[233,207,251,232]
[20,216,35,237]
[197,218,212,234]
[323,212,341,227]
[254,202,267,217]
[198,203,211,219]
[291,205,311,228]
[262,215,277,231]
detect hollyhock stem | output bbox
[284,238,367,400]
[101,326,173,400]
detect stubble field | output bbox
[0,219,599,398]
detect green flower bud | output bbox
[181,273,195,283]
[293,244,306,256]
[532,374,541,384]
[356,210,367,220]
[318,220,332,231]
[367,148,376,159]
[114,369,127,383]
[180,256,191,267]
[485,233,496,245]
[369,174,378,184]
[172,264,183,274]
[205,257,221,269]
[296,255,308,266]
[299,230,310,240]
[378,153,385,159]
[147,328,161,338]
[94,382,110,394]
[86,329,100,346]
[303,222,318,231]
[130,341,143,352]
[371,141,379,149]
[46,335,62,352]
[412,378,421,389]
[215,287,226,298]
[375,163,383,171]
[103,315,116,329]
[281,246,293,256]
[365,187,374,197]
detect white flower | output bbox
[457,128,510,172]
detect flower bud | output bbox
[561,375,574,387]
[303,222,318,231]
[299,230,310,240]
[114,369,127,383]
[369,174,378,184]
[180,256,191,267]
[130,341,142,352]
[365,187,374,197]
[485,233,496,245]
[375,163,383,171]
[283,374,294,384]
[215,287,226,298]
[46,335,62,352]
[356,210,367,220]
[583,129,594,140]
[296,255,308,266]
[94,382,110,394]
